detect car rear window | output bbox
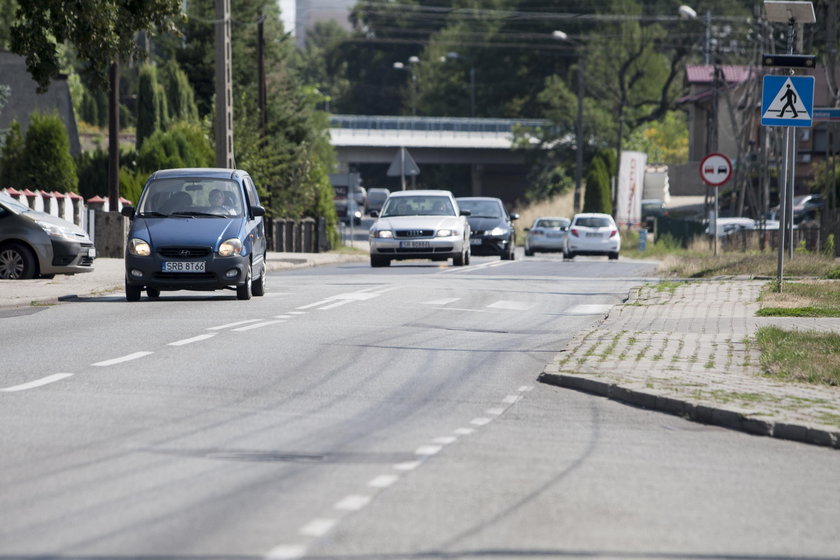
[575,217,612,228]
[536,219,567,228]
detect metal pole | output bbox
[788,131,796,258]
[574,53,585,214]
[777,127,791,291]
[714,187,719,256]
[108,61,119,212]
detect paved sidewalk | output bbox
[539,280,840,449]
[0,251,368,309]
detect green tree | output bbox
[0,0,17,50]
[625,111,689,165]
[583,154,612,215]
[0,119,25,187]
[9,0,181,92]
[137,121,213,172]
[136,64,169,149]
[160,59,199,123]
[21,112,78,192]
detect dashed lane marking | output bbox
[232,320,286,332]
[334,495,372,511]
[1,373,74,392]
[299,519,336,537]
[168,333,217,346]
[92,352,153,367]
[207,319,262,331]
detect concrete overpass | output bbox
[329,115,550,200]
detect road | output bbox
[2,254,839,560]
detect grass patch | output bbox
[758,279,840,317]
[756,326,840,386]
[658,253,840,279]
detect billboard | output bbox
[616,151,647,228]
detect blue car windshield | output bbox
[137,178,244,218]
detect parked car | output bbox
[368,190,471,267]
[456,196,518,260]
[366,187,391,215]
[524,216,570,257]
[565,213,621,260]
[0,192,95,279]
[121,168,267,301]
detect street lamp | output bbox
[553,30,585,214]
[444,51,476,118]
[393,56,419,116]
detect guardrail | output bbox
[329,115,550,134]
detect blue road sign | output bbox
[761,75,814,127]
[813,108,840,121]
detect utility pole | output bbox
[215,0,234,168]
[108,61,119,212]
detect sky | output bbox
[279,0,295,35]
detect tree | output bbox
[136,121,213,172]
[136,64,170,149]
[21,112,78,192]
[160,60,199,123]
[583,153,612,215]
[9,0,181,93]
[0,119,25,187]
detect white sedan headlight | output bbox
[436,229,456,237]
[128,238,151,257]
[488,227,508,236]
[218,238,243,257]
[371,230,394,239]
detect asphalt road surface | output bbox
[2,254,839,560]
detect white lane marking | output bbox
[487,300,533,311]
[422,298,461,306]
[232,320,285,332]
[168,333,216,346]
[274,315,294,319]
[368,475,399,488]
[265,545,307,559]
[334,495,372,511]
[566,304,612,315]
[433,436,457,445]
[207,319,262,331]
[288,311,307,315]
[1,373,73,392]
[394,461,422,471]
[518,385,534,392]
[454,427,475,436]
[92,352,153,367]
[316,300,354,311]
[415,445,442,456]
[300,519,336,537]
[297,291,384,310]
[440,260,511,273]
[485,408,506,416]
[470,417,492,426]
[502,395,522,404]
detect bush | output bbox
[0,120,25,187]
[137,120,213,172]
[21,111,78,192]
[583,156,611,214]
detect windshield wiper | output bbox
[138,211,168,218]
[170,211,225,218]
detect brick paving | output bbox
[539,280,840,449]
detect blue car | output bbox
[121,168,267,301]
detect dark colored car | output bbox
[455,197,518,260]
[0,192,95,279]
[121,168,267,301]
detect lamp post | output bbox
[393,56,419,116]
[444,51,476,118]
[552,30,585,214]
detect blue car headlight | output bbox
[128,238,151,257]
[218,238,243,257]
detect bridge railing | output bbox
[329,115,550,135]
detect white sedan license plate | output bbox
[400,241,431,249]
[162,261,206,273]
[585,232,602,238]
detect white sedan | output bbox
[368,190,471,267]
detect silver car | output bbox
[524,216,570,257]
[0,192,95,279]
[368,190,471,267]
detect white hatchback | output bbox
[565,213,621,260]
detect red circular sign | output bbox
[699,153,732,187]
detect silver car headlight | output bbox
[487,227,508,236]
[372,230,394,239]
[34,220,80,242]
[128,238,151,257]
[218,238,243,257]
[436,229,456,237]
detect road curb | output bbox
[538,371,840,450]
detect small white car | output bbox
[565,213,621,260]
[369,190,471,267]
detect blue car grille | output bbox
[159,247,212,259]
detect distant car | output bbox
[456,196,518,260]
[0,192,95,279]
[121,168,267,301]
[366,188,391,215]
[333,185,362,225]
[769,194,825,224]
[368,190,471,267]
[524,216,570,257]
[565,213,621,260]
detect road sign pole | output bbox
[714,187,719,256]
[777,126,791,291]
[788,130,796,259]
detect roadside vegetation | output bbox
[756,327,840,387]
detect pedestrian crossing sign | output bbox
[761,75,814,127]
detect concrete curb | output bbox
[538,371,840,450]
